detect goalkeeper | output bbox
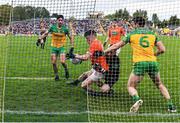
[38,15,74,81]
[67,51,120,93]
[105,16,176,113]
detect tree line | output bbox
[0,4,180,28]
[105,9,180,28]
[0,4,50,25]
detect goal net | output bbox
[0,0,179,122]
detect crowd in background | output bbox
[0,18,180,36]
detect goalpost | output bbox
[0,0,179,122]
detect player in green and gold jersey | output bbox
[105,17,176,113]
[38,15,74,81]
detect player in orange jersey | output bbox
[104,19,125,56]
[67,30,113,93]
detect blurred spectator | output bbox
[1,18,178,37]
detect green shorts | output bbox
[51,46,65,55]
[133,62,159,76]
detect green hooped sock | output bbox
[167,99,173,106]
[132,95,140,102]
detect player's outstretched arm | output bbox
[104,41,126,53]
[75,52,90,61]
[155,41,166,56]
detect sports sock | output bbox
[74,79,81,84]
[132,95,140,102]
[53,64,58,76]
[62,63,68,72]
[167,99,173,106]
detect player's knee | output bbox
[101,84,111,92]
[51,58,56,63]
[127,82,137,91]
[127,81,134,87]
[51,59,56,64]
[154,81,162,87]
[51,55,56,61]
[81,82,87,88]
[60,60,65,64]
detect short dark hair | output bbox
[84,30,97,37]
[132,16,146,27]
[57,15,64,20]
[113,18,117,22]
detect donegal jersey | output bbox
[89,39,109,71]
[123,28,160,63]
[48,24,69,48]
[108,26,125,45]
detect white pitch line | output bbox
[88,111,180,117]
[4,110,180,117]
[5,110,87,115]
[0,77,75,81]
[0,77,53,80]
[0,77,178,80]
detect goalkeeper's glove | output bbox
[66,53,75,59]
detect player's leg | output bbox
[66,70,92,86]
[36,32,42,47]
[40,39,44,49]
[42,37,46,49]
[100,84,111,93]
[51,53,59,81]
[149,72,176,112]
[128,62,145,98]
[81,69,103,89]
[128,62,145,112]
[128,73,143,112]
[102,65,120,93]
[60,47,69,79]
[36,39,41,47]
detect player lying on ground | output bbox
[38,15,74,81]
[67,30,117,93]
[105,16,176,113]
[67,51,120,94]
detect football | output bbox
[71,58,82,64]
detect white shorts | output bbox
[88,69,104,81]
[108,44,121,56]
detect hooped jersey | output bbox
[48,24,69,48]
[123,28,160,63]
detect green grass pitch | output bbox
[0,35,179,122]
